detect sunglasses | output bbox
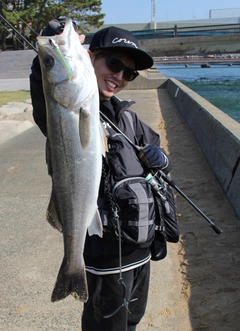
[97,53,139,82]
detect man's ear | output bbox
[78,33,85,44]
[88,50,94,60]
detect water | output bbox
[155,63,240,123]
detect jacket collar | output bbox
[100,95,135,124]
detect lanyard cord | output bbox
[101,160,123,276]
[101,128,138,319]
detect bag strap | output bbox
[100,111,139,150]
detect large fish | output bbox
[37,18,103,303]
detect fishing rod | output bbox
[100,111,222,235]
[156,170,222,234]
[0,13,38,52]
[0,20,34,51]
[0,0,39,35]
[0,11,222,234]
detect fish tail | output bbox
[51,259,88,303]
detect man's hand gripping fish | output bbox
[37,18,104,303]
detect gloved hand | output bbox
[39,17,85,44]
[41,17,78,36]
[138,144,168,169]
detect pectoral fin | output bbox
[79,107,90,149]
[99,122,106,156]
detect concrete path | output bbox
[0,88,191,330]
[0,101,34,144]
[1,50,239,331]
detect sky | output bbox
[101,0,240,24]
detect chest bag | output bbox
[101,117,156,248]
[100,111,179,256]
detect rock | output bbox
[0,120,34,144]
[0,107,28,116]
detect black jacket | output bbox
[30,55,170,273]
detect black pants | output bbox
[81,261,150,331]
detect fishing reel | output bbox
[145,171,170,214]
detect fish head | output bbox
[37,18,97,111]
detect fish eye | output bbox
[43,56,54,67]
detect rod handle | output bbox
[211,224,223,235]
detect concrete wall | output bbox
[166,78,240,218]
[126,67,167,90]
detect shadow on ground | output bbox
[157,87,240,331]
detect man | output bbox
[30,19,171,331]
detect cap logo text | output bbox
[112,37,138,49]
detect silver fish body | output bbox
[37,18,103,303]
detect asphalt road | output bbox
[0,49,36,90]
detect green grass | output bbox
[0,91,31,107]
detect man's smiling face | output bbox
[89,50,136,100]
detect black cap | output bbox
[89,26,153,70]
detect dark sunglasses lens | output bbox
[104,54,138,82]
[123,67,137,81]
[106,57,123,73]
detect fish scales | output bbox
[37,18,103,303]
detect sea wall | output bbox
[126,67,167,90]
[166,78,240,219]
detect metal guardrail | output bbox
[133,23,240,40]
[84,23,240,44]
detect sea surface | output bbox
[155,63,240,123]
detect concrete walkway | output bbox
[1,51,239,331]
[0,76,192,331]
[0,101,34,144]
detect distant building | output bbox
[209,8,240,19]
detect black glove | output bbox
[40,17,77,36]
[40,19,63,36]
[138,144,168,169]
